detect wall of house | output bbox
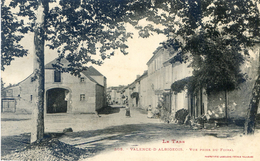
[164,64,173,90]
[132,81,140,108]
[207,91,226,119]
[103,77,107,106]
[147,59,164,109]
[170,61,192,117]
[139,75,149,110]
[110,89,119,104]
[124,88,130,104]
[146,47,193,116]
[129,86,136,107]
[108,86,125,105]
[2,74,38,114]
[45,69,97,113]
[91,76,105,86]
[171,91,189,117]
[110,89,116,103]
[95,84,105,111]
[2,68,104,114]
[206,51,259,120]
[172,62,192,82]
[16,77,37,113]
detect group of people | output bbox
[147,105,160,118]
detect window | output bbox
[30,95,33,101]
[80,77,85,82]
[80,94,85,101]
[54,70,61,82]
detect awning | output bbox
[171,76,194,93]
[130,92,139,98]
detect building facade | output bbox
[107,86,125,105]
[136,71,149,110]
[146,46,193,118]
[1,59,107,114]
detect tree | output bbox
[1,78,6,98]
[135,0,260,133]
[1,0,28,71]
[1,0,154,142]
[3,0,259,142]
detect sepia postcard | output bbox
[1,0,260,160]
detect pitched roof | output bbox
[147,47,164,65]
[45,58,104,86]
[81,66,103,76]
[45,58,70,69]
[135,70,148,82]
[84,74,99,85]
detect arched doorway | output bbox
[46,88,69,113]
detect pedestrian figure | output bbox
[125,103,131,117]
[147,105,153,118]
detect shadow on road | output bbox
[58,123,190,158]
[59,123,244,158]
[1,133,31,156]
[1,118,31,121]
[1,123,244,160]
[97,106,121,115]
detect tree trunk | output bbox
[31,0,49,143]
[244,75,260,135]
[225,90,228,122]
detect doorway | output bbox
[46,88,69,113]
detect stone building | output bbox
[1,59,107,114]
[146,46,193,117]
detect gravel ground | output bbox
[1,136,91,161]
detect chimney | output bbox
[136,75,140,79]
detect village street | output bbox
[2,105,253,161]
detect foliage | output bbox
[130,92,139,98]
[1,0,156,141]
[160,110,173,123]
[3,0,260,88]
[1,78,5,89]
[137,0,260,94]
[1,78,6,97]
[1,0,28,71]
[171,76,194,94]
[1,0,154,74]
[3,0,260,136]
[175,109,189,124]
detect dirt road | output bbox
[1,106,249,160]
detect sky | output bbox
[1,24,167,87]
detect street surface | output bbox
[1,105,252,160]
[1,105,158,137]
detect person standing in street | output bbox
[147,105,153,118]
[125,103,131,117]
